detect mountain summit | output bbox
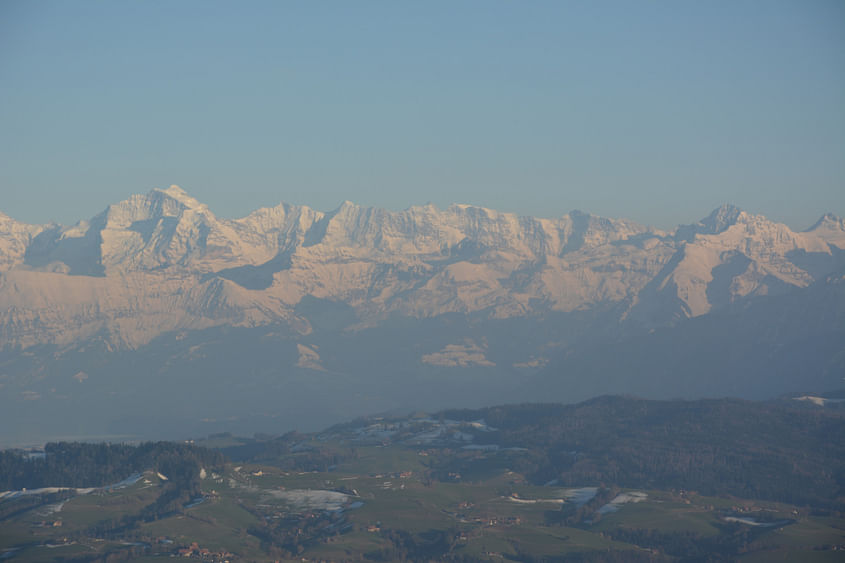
[700,203,744,234]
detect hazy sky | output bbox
[1,1,843,229]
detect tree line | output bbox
[0,441,224,490]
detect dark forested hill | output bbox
[439,396,845,509]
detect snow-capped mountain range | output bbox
[1,185,842,350]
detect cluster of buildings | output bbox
[174,541,233,561]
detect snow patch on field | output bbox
[723,516,790,527]
[794,395,845,407]
[0,473,144,502]
[264,489,352,511]
[507,495,565,505]
[41,501,66,515]
[561,487,598,506]
[598,491,647,514]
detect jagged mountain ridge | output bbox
[0,186,843,350]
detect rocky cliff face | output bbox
[1,187,843,350]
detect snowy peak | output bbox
[805,213,845,249]
[101,188,206,229]
[0,211,46,270]
[95,186,224,271]
[0,210,34,230]
[808,212,844,230]
[235,202,324,253]
[674,204,744,241]
[701,203,744,234]
[97,185,204,221]
[15,186,265,275]
[154,184,200,205]
[562,209,653,252]
[629,205,845,325]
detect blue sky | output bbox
[1,1,843,229]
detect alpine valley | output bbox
[1,186,843,444]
